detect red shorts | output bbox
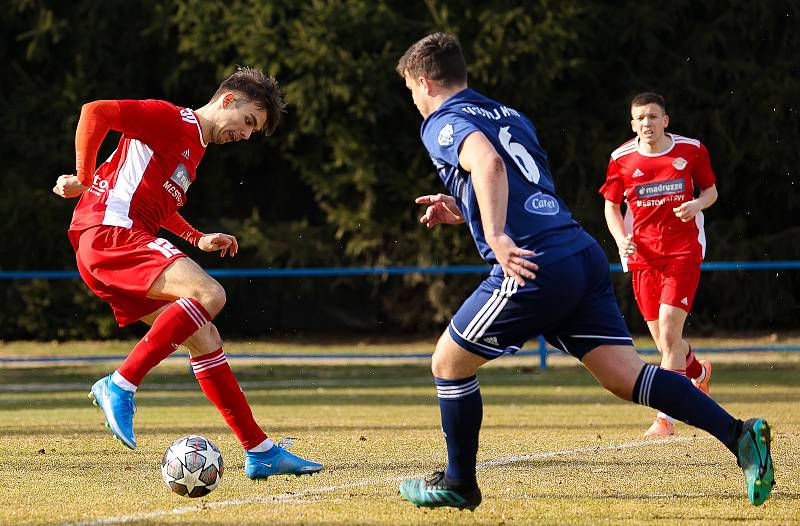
[631,257,701,321]
[73,226,187,326]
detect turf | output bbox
[0,344,797,525]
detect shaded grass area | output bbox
[0,350,798,525]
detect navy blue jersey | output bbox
[420,88,595,270]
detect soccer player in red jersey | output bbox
[52,66,323,479]
[600,92,718,436]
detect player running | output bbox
[600,92,717,436]
[395,33,774,510]
[52,66,322,479]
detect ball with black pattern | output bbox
[161,435,224,498]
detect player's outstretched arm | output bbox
[460,131,537,286]
[415,193,464,228]
[198,233,238,258]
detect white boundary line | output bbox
[63,435,708,526]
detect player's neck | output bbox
[193,104,215,145]
[638,133,672,154]
[425,84,468,117]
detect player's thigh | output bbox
[75,227,181,326]
[432,329,489,380]
[582,344,645,401]
[147,256,225,312]
[545,243,634,360]
[631,267,661,321]
[658,257,701,312]
[449,272,580,362]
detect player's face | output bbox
[630,103,669,146]
[404,71,432,118]
[212,93,267,145]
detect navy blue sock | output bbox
[634,364,739,454]
[435,375,482,486]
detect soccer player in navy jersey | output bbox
[395,32,774,510]
[53,66,322,479]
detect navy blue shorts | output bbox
[449,242,632,361]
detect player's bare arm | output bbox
[415,193,464,228]
[459,130,537,286]
[673,183,718,222]
[604,200,637,257]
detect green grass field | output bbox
[1,341,798,525]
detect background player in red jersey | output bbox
[52,66,323,479]
[600,92,718,436]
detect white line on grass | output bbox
[63,435,708,526]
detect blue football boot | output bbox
[244,445,323,479]
[89,375,137,449]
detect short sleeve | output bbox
[692,143,716,190]
[117,99,181,152]
[422,112,481,168]
[599,157,625,203]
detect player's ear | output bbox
[663,114,669,128]
[221,93,236,109]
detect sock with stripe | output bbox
[116,298,209,387]
[633,364,740,454]
[435,375,482,486]
[191,349,268,450]
[685,343,704,380]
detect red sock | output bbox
[685,344,703,380]
[118,298,210,385]
[191,349,268,450]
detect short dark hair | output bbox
[631,92,666,114]
[396,32,468,87]
[212,65,286,136]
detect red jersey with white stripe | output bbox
[599,133,716,269]
[69,100,206,246]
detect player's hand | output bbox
[487,233,538,287]
[673,200,702,222]
[198,233,238,257]
[52,174,88,198]
[415,193,465,228]
[616,233,637,258]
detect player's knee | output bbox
[194,279,226,317]
[657,332,680,355]
[602,377,634,401]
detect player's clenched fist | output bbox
[53,174,88,198]
[198,233,238,257]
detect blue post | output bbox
[538,335,548,369]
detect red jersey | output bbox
[599,133,716,269]
[69,100,206,248]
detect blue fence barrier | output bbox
[2,260,800,280]
[2,261,797,368]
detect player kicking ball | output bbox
[395,33,774,510]
[53,66,322,480]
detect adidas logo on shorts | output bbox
[482,336,499,346]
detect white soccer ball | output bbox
[161,435,224,498]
